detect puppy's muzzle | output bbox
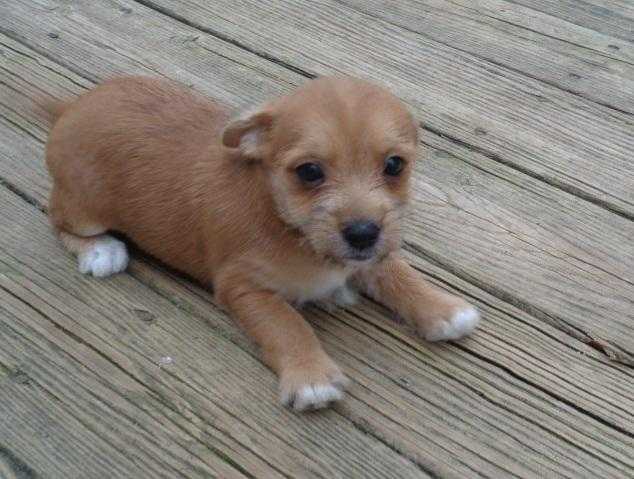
[342,220,381,251]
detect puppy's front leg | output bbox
[357,253,480,341]
[216,280,347,411]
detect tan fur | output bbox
[44,76,479,411]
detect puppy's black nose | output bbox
[342,220,380,250]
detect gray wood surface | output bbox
[342,0,634,113]
[1,0,633,477]
[446,0,634,63]
[510,0,634,42]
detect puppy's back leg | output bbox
[50,186,129,278]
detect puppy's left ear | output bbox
[222,108,274,159]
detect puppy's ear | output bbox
[222,108,274,158]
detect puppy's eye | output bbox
[384,156,404,177]
[295,162,325,186]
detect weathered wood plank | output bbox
[412,131,634,360]
[341,0,634,113]
[132,0,634,216]
[0,296,253,479]
[1,8,633,361]
[0,187,432,479]
[445,0,634,64]
[1,30,634,478]
[0,0,295,105]
[511,0,634,42]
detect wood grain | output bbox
[341,0,634,113]
[509,0,634,42]
[445,0,634,64]
[0,297,251,479]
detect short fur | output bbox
[45,76,479,411]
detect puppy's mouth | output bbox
[298,215,400,265]
[344,248,376,262]
[321,247,376,266]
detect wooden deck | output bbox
[1,1,633,477]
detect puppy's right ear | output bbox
[222,108,274,159]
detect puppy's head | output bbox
[223,76,418,264]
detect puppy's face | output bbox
[224,77,418,264]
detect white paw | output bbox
[281,383,345,412]
[331,285,358,307]
[78,236,129,278]
[425,307,480,342]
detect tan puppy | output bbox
[45,76,479,411]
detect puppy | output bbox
[45,76,479,411]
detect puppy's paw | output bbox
[422,306,480,342]
[331,285,358,308]
[284,384,344,412]
[279,360,349,412]
[315,285,359,312]
[78,236,129,278]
